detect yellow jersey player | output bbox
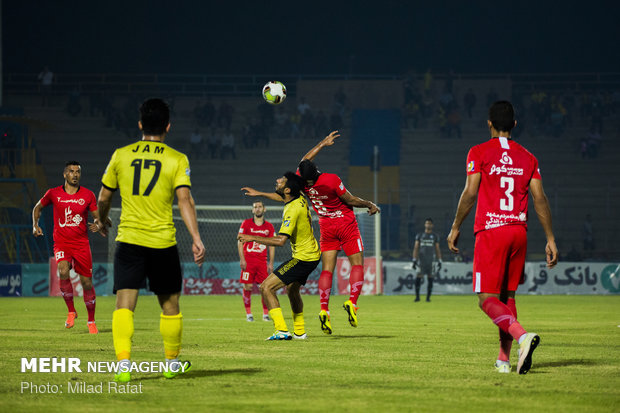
[239,172,321,340]
[96,98,205,382]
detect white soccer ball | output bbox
[262,81,287,105]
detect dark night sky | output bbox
[3,0,620,75]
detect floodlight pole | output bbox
[372,145,382,294]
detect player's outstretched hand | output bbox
[447,228,460,254]
[33,225,43,237]
[321,131,340,146]
[89,218,111,237]
[193,239,206,267]
[368,203,380,215]
[238,234,250,243]
[241,187,259,197]
[545,239,558,268]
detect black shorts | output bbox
[274,257,320,286]
[114,242,182,295]
[418,261,434,277]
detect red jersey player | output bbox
[32,161,107,334]
[242,131,380,334]
[447,101,558,375]
[237,200,275,322]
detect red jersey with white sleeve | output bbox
[238,219,275,264]
[40,186,97,246]
[301,172,355,222]
[466,136,541,235]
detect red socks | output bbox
[498,298,518,361]
[481,296,526,341]
[242,289,252,314]
[59,278,76,313]
[83,287,96,322]
[348,265,364,305]
[318,271,333,311]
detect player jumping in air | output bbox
[97,98,205,382]
[32,161,107,334]
[243,131,379,334]
[237,200,275,322]
[239,173,321,340]
[447,101,558,374]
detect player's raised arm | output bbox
[339,190,380,215]
[32,200,44,237]
[176,186,205,266]
[301,131,340,162]
[530,178,558,268]
[241,187,284,203]
[447,173,481,254]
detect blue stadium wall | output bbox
[348,109,401,250]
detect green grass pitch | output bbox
[1,295,619,412]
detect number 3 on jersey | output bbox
[500,176,514,211]
[131,159,161,196]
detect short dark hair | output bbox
[140,98,170,135]
[425,218,433,223]
[252,200,265,207]
[283,172,304,198]
[64,161,81,170]
[489,101,515,132]
[298,159,320,182]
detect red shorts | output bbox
[240,260,268,285]
[54,243,93,278]
[472,225,527,294]
[319,215,363,256]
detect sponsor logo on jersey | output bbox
[490,164,523,176]
[57,198,86,205]
[185,168,191,177]
[484,211,526,230]
[250,228,270,236]
[467,161,475,172]
[283,220,290,227]
[500,151,513,165]
[58,206,83,228]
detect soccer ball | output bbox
[262,81,287,105]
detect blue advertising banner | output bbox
[0,264,22,296]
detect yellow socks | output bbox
[292,312,305,336]
[112,308,134,361]
[160,312,183,360]
[268,308,288,332]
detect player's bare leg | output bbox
[343,251,363,327]
[242,283,254,322]
[58,260,77,328]
[158,293,191,378]
[79,275,97,334]
[260,273,292,340]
